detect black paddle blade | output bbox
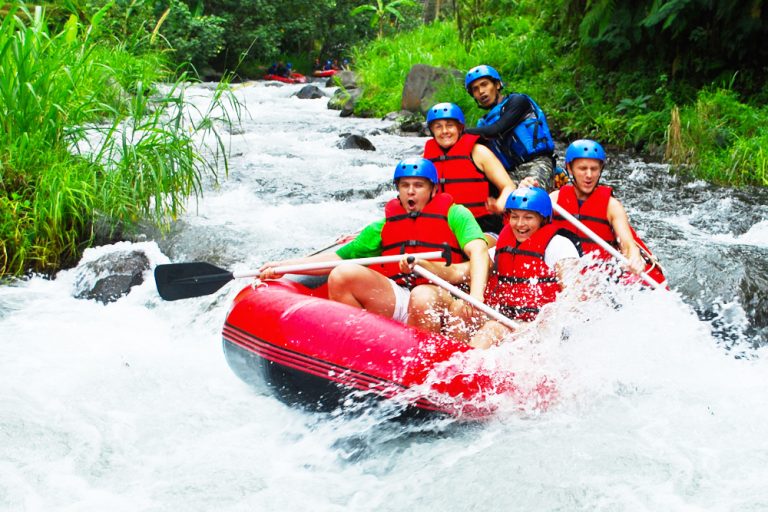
[154,262,235,301]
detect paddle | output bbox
[551,203,665,289]
[306,231,360,256]
[410,261,520,331]
[155,250,446,301]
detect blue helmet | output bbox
[286,62,292,69]
[426,102,465,126]
[565,139,606,165]
[465,64,504,93]
[505,187,552,220]
[393,158,438,184]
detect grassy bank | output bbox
[351,20,767,188]
[0,5,232,276]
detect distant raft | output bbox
[262,73,308,84]
[312,69,338,78]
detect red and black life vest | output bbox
[375,193,465,288]
[554,184,616,258]
[484,223,561,321]
[554,185,666,285]
[424,133,490,218]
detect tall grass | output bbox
[351,22,468,116]
[0,5,235,276]
[668,89,768,186]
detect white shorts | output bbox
[389,279,411,323]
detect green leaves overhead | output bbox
[553,0,768,85]
[350,0,419,38]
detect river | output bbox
[1,80,767,511]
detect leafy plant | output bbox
[0,4,237,275]
[350,0,419,38]
[615,94,652,116]
[153,0,226,71]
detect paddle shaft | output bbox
[155,251,446,301]
[412,264,519,331]
[552,203,663,289]
[236,251,445,279]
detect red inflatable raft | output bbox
[263,73,308,84]
[312,69,338,78]
[221,275,555,419]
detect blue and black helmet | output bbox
[464,64,504,93]
[565,139,606,165]
[393,158,438,185]
[505,187,552,221]
[426,102,465,126]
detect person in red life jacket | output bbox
[550,139,648,277]
[467,187,580,349]
[423,102,517,244]
[258,158,489,326]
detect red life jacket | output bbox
[628,226,667,286]
[484,223,561,321]
[554,185,666,285]
[375,192,465,288]
[554,184,616,258]
[423,133,490,218]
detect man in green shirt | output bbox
[259,158,489,328]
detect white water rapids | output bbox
[1,81,767,511]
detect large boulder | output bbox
[294,85,325,99]
[382,110,431,137]
[336,134,376,151]
[72,250,151,304]
[401,64,463,114]
[327,70,358,89]
[328,87,362,113]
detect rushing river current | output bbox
[2,81,767,511]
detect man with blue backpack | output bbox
[464,64,566,192]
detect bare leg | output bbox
[468,320,512,349]
[327,263,397,318]
[407,285,484,342]
[407,284,450,332]
[443,298,487,343]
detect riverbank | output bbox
[349,21,767,188]
[0,6,232,277]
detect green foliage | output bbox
[351,18,560,120]
[36,0,370,78]
[174,0,378,76]
[350,0,420,38]
[456,0,522,49]
[548,0,768,96]
[0,4,235,275]
[353,4,766,187]
[351,22,469,115]
[155,0,226,71]
[673,89,768,186]
[202,0,280,72]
